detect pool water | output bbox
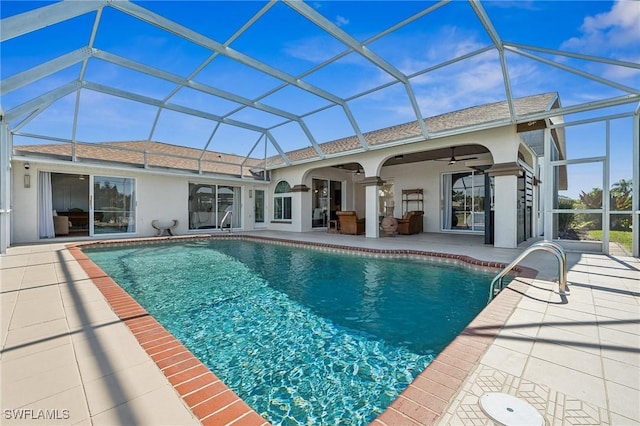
[86,240,496,424]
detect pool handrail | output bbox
[489,240,567,302]
[221,211,233,233]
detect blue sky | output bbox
[1,1,638,197]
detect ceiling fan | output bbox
[435,147,478,165]
[336,164,364,175]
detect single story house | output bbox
[8,92,567,250]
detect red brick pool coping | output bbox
[67,235,537,425]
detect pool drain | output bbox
[479,392,544,426]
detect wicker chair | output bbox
[396,210,423,235]
[336,211,365,235]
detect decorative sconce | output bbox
[23,163,31,188]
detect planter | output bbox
[381,216,398,236]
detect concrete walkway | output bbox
[1,233,638,425]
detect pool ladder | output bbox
[221,211,233,233]
[489,241,567,302]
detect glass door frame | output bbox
[441,170,487,233]
[90,174,137,236]
[311,178,343,229]
[254,189,267,228]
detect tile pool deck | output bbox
[1,231,638,425]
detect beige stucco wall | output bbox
[10,125,526,247]
[10,159,268,244]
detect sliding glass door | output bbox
[93,176,136,235]
[442,171,488,232]
[188,183,241,230]
[254,189,266,227]
[312,179,342,228]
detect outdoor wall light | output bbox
[24,173,30,188]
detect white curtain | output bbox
[442,173,452,230]
[125,178,136,233]
[231,187,241,227]
[38,171,55,238]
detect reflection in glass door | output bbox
[92,176,136,235]
[188,183,240,230]
[255,189,266,227]
[442,171,487,232]
[312,179,342,228]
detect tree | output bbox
[610,179,632,230]
[611,179,632,197]
[579,188,602,209]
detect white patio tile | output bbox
[480,344,529,377]
[606,381,640,423]
[14,386,92,425]
[83,361,172,416]
[74,335,153,382]
[0,358,82,409]
[502,309,545,338]
[492,328,535,355]
[600,342,640,368]
[602,357,640,390]
[64,300,118,329]
[1,267,25,290]
[90,385,199,426]
[0,254,29,269]
[26,252,57,266]
[15,283,60,302]
[1,292,18,345]
[540,312,600,339]
[598,318,640,336]
[55,265,90,282]
[535,324,601,356]
[530,339,603,377]
[22,264,59,284]
[8,296,66,330]
[595,305,640,321]
[523,357,607,408]
[2,343,78,384]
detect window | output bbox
[274,180,292,220]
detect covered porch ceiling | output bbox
[1,1,638,171]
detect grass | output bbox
[588,230,633,253]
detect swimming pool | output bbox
[85,238,498,424]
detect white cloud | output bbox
[335,15,349,27]
[561,1,640,53]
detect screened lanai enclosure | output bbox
[0,0,638,255]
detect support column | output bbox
[489,163,523,249]
[543,127,554,241]
[361,176,383,239]
[292,184,310,232]
[633,113,639,257]
[0,121,11,254]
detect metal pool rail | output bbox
[489,241,567,302]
